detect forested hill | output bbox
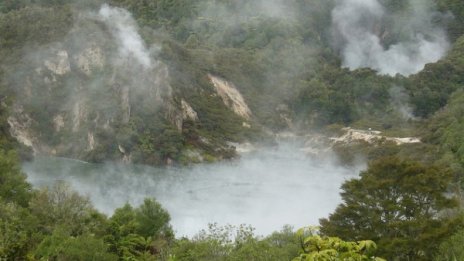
[0,0,463,166]
[2,0,464,260]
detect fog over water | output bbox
[23,142,360,237]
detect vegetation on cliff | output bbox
[2,0,464,260]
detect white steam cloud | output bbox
[332,0,449,76]
[98,4,152,68]
[23,143,360,237]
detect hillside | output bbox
[0,0,463,166]
[2,0,464,260]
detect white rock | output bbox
[44,50,71,75]
[208,74,252,120]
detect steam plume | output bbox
[332,0,449,76]
[98,4,152,68]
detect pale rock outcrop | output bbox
[164,101,184,131]
[44,50,71,75]
[87,132,95,151]
[296,128,421,157]
[208,74,252,120]
[7,106,36,152]
[182,149,204,162]
[72,100,87,132]
[74,45,105,75]
[242,122,251,128]
[53,115,65,132]
[181,99,198,121]
[330,127,421,145]
[122,153,132,164]
[118,144,126,154]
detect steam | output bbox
[23,143,361,237]
[7,4,173,156]
[98,4,151,68]
[389,86,415,120]
[332,0,449,76]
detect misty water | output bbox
[23,142,360,238]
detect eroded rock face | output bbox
[87,132,96,151]
[74,45,105,75]
[7,7,179,163]
[208,74,252,120]
[6,6,257,165]
[181,99,198,121]
[8,110,35,150]
[44,50,71,75]
[53,115,65,132]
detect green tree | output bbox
[135,198,173,239]
[320,157,461,260]
[407,35,464,118]
[0,201,34,259]
[435,226,464,261]
[106,198,173,259]
[34,227,118,261]
[29,181,104,236]
[424,90,464,170]
[170,224,301,261]
[0,150,31,207]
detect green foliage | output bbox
[293,227,385,261]
[436,0,464,41]
[406,35,464,118]
[0,5,73,51]
[160,40,264,149]
[320,157,461,260]
[435,224,464,261]
[29,181,104,236]
[0,201,34,259]
[424,90,464,168]
[108,0,197,32]
[0,0,28,13]
[34,227,118,261]
[0,150,31,207]
[170,224,301,261]
[106,199,173,260]
[135,198,173,239]
[129,116,187,165]
[294,67,394,126]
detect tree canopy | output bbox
[320,157,461,260]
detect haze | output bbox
[23,142,360,237]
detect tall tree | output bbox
[320,157,461,260]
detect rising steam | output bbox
[332,0,450,76]
[8,4,171,157]
[98,4,152,69]
[24,143,361,237]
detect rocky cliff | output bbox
[5,5,257,165]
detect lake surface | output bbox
[23,143,360,237]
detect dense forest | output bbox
[2,0,464,260]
